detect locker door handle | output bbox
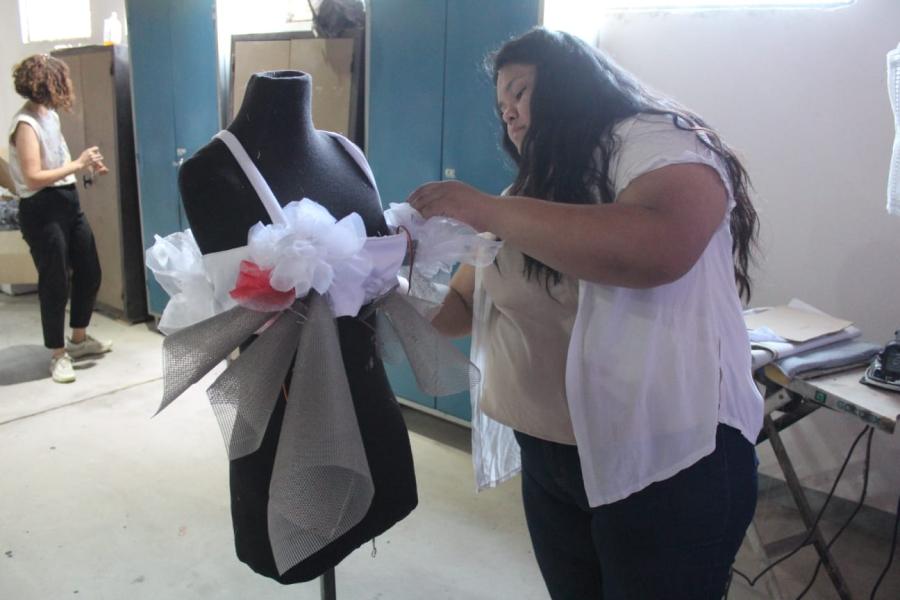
[173,147,187,168]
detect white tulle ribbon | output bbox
[383,202,502,308]
[145,200,503,331]
[144,230,217,335]
[384,202,501,276]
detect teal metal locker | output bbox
[126,0,220,316]
[368,0,541,420]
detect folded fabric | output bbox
[774,339,882,378]
[751,348,774,372]
[749,325,861,361]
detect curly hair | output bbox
[490,29,759,301]
[12,54,74,111]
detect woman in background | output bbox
[413,28,762,599]
[9,54,111,383]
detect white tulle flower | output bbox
[246,198,373,313]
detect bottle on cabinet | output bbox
[103,12,122,46]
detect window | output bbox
[584,0,852,10]
[219,0,313,35]
[286,0,314,23]
[18,0,91,44]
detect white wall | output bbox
[576,0,900,511]
[0,0,126,141]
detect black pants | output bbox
[516,424,758,600]
[17,185,101,349]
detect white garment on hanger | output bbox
[887,43,900,216]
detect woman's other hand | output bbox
[407,180,498,233]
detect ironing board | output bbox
[752,365,900,599]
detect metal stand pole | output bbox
[320,568,336,600]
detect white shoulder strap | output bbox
[213,130,287,226]
[324,131,379,195]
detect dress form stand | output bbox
[177,71,417,596]
[321,570,336,599]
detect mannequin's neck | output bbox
[228,71,319,156]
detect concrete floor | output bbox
[1,291,897,599]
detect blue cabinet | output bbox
[126,0,220,316]
[368,0,540,420]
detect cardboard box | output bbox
[0,229,37,284]
[0,146,14,195]
[0,145,36,287]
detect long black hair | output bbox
[490,28,758,301]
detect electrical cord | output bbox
[730,425,872,592]
[793,427,874,598]
[869,492,900,599]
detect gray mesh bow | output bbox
[156,290,475,574]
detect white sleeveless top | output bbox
[7,104,76,198]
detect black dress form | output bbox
[177,71,418,583]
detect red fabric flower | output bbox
[230,260,295,312]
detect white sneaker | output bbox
[66,334,113,359]
[50,354,76,383]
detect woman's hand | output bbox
[76,146,104,170]
[407,180,498,232]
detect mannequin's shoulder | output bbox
[179,140,230,188]
[178,140,251,202]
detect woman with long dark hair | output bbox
[9,54,112,383]
[412,28,762,599]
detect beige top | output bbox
[480,243,578,445]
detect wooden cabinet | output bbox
[52,45,146,322]
[230,32,364,144]
[367,0,540,421]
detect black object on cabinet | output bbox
[52,45,147,322]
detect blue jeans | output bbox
[516,424,757,600]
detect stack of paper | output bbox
[744,299,880,376]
